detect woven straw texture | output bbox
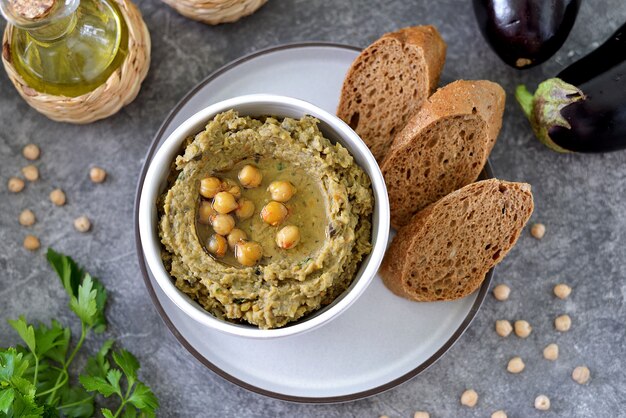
[161,0,267,25]
[1,0,151,124]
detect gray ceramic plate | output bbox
[134,42,494,403]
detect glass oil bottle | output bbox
[0,0,128,97]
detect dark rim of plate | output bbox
[133,41,495,404]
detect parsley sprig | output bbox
[0,249,159,417]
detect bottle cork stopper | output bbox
[9,0,55,20]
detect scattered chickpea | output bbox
[198,201,215,224]
[200,177,222,199]
[261,201,288,226]
[572,366,590,384]
[213,191,238,214]
[495,320,513,337]
[554,283,572,299]
[235,198,255,220]
[49,188,66,206]
[21,165,39,181]
[19,209,36,227]
[543,343,559,361]
[207,234,228,258]
[276,225,300,249]
[534,395,550,411]
[493,284,510,301]
[555,314,572,332]
[491,411,507,418]
[227,228,247,249]
[211,214,235,236]
[507,356,525,374]
[460,389,478,407]
[23,235,40,251]
[235,240,263,266]
[222,179,242,198]
[268,180,296,202]
[73,216,91,233]
[414,412,429,418]
[8,177,25,193]
[531,223,546,239]
[22,143,40,160]
[238,165,263,188]
[90,167,107,183]
[514,320,532,338]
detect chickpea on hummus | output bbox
[158,111,373,329]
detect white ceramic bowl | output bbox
[138,94,390,339]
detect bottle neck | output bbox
[1,0,80,41]
[26,9,77,41]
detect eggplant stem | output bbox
[515,85,534,118]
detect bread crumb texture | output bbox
[337,26,446,162]
[381,80,505,228]
[381,179,533,301]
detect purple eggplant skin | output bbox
[473,0,582,69]
[516,23,626,153]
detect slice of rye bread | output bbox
[337,25,446,162]
[380,179,533,302]
[381,80,506,229]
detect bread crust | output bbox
[381,179,534,302]
[386,26,447,95]
[337,25,447,162]
[381,80,506,229]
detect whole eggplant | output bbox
[516,22,626,153]
[473,0,582,69]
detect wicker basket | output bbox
[161,0,267,25]
[1,0,151,124]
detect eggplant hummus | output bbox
[159,111,373,329]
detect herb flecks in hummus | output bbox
[159,111,373,329]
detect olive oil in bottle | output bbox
[1,0,128,97]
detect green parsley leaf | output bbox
[0,348,29,382]
[69,275,98,327]
[11,388,44,417]
[47,249,107,332]
[0,388,15,413]
[11,376,36,400]
[128,382,158,412]
[42,403,61,418]
[8,375,41,417]
[122,406,137,418]
[58,386,94,418]
[112,350,139,384]
[139,409,156,418]
[7,317,36,354]
[105,369,122,396]
[47,248,84,297]
[79,375,117,398]
[102,407,115,418]
[34,320,70,363]
[85,340,113,380]
[90,279,108,334]
[3,250,158,417]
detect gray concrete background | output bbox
[1,0,625,416]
